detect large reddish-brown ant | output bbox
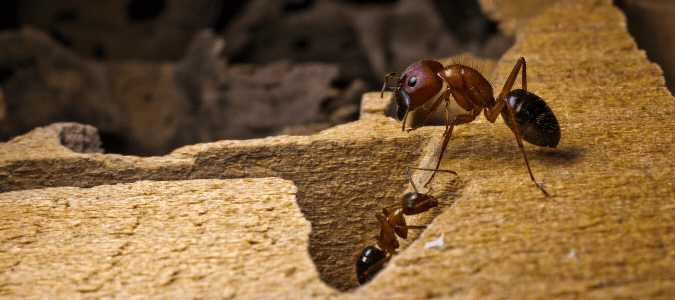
[356,167,455,285]
[381,57,560,196]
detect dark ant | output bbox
[356,167,456,285]
[356,246,386,285]
[381,57,560,196]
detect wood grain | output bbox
[1,0,674,298]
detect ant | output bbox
[381,57,560,196]
[356,167,456,285]
[356,246,386,285]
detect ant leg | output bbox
[375,234,399,257]
[375,213,387,224]
[425,114,477,187]
[381,202,402,216]
[444,98,451,136]
[503,103,550,196]
[394,224,427,239]
[486,57,525,122]
[394,225,427,231]
[499,57,526,99]
[407,90,450,132]
[408,167,458,177]
[487,58,549,196]
[363,254,392,279]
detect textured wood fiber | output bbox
[343,0,675,299]
[0,115,456,292]
[2,0,675,298]
[0,179,335,299]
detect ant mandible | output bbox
[356,167,456,285]
[380,57,561,196]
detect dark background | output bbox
[0,0,669,156]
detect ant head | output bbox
[401,192,439,215]
[393,60,444,120]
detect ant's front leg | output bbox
[425,114,477,186]
[405,90,450,132]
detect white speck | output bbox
[425,233,444,248]
[568,250,578,260]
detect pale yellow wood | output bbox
[1,0,675,298]
[0,178,336,299]
[0,117,446,292]
[346,0,675,299]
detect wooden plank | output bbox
[0,179,337,299]
[349,0,675,299]
[2,0,675,298]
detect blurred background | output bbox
[0,0,670,156]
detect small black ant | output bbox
[356,167,456,285]
[381,57,560,196]
[355,245,386,285]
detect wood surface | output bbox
[2,0,675,298]
[348,0,675,298]
[1,179,335,299]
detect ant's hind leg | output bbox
[503,103,550,196]
[489,58,550,196]
[363,254,392,279]
[487,57,526,122]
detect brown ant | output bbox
[356,167,456,285]
[381,57,560,196]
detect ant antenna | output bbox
[380,72,399,97]
[408,167,458,176]
[406,167,419,193]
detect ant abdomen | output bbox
[501,89,561,148]
[356,246,387,285]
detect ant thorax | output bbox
[419,80,472,124]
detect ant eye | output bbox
[408,77,417,87]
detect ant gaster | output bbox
[356,246,386,285]
[381,57,560,196]
[356,167,456,285]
